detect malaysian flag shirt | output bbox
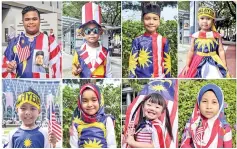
[4,126,49,148]
[3,32,61,78]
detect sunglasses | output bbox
[84,27,100,35]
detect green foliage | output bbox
[178,80,236,147]
[63,86,79,148]
[102,84,122,147]
[122,1,177,11]
[122,19,177,77]
[63,1,121,26]
[178,1,190,11]
[63,84,121,148]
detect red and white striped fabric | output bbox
[191,31,221,39]
[48,109,62,141]
[49,35,62,78]
[80,43,108,73]
[193,124,205,144]
[82,2,102,25]
[17,43,30,63]
[2,56,16,78]
[136,126,153,143]
[123,80,178,148]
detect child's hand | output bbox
[182,65,189,75]
[48,131,57,148]
[72,64,82,76]
[126,122,135,145]
[7,60,17,72]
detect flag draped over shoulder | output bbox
[2,32,62,78]
[124,80,178,148]
[49,35,62,78]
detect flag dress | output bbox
[179,31,230,78]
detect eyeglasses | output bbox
[84,27,99,35]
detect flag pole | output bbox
[50,93,53,148]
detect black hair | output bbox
[142,3,161,20]
[135,93,173,140]
[43,31,48,36]
[35,51,44,57]
[22,6,40,19]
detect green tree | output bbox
[178,1,190,11]
[122,19,177,77]
[122,1,177,11]
[63,1,121,26]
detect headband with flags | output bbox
[124,80,178,148]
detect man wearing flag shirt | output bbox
[2,6,61,78]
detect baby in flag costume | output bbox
[181,84,232,148]
[70,83,116,148]
[72,2,112,78]
[180,7,229,78]
[128,4,171,78]
[4,88,57,148]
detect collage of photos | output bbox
[1,0,237,148]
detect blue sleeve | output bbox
[163,39,171,78]
[128,38,139,78]
[4,37,18,62]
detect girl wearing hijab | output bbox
[181,84,232,148]
[70,83,116,148]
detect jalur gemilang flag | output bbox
[124,80,178,148]
[47,92,62,141]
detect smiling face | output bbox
[143,13,160,34]
[17,103,40,127]
[22,11,40,35]
[143,99,163,120]
[81,89,100,116]
[199,91,220,119]
[198,16,213,31]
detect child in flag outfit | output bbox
[72,2,112,78]
[2,6,61,78]
[4,88,57,148]
[128,4,171,78]
[70,83,116,148]
[123,80,178,148]
[181,84,232,148]
[180,7,229,78]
